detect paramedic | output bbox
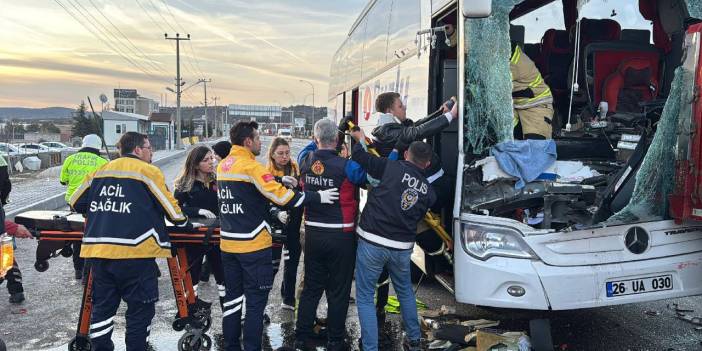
[218,121,339,351]
[70,132,191,351]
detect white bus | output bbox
[328,0,702,312]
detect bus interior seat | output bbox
[620,29,651,43]
[510,24,525,48]
[540,29,573,125]
[570,18,622,96]
[584,42,661,112]
[602,57,659,115]
[523,43,542,64]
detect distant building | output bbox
[101,111,150,146]
[136,96,160,116]
[114,89,137,114]
[114,89,159,116]
[227,104,281,123]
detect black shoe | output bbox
[74,270,83,280]
[263,313,271,324]
[9,292,24,304]
[402,337,422,351]
[326,340,349,351]
[293,340,307,351]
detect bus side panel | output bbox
[356,54,431,135]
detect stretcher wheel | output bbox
[178,332,211,351]
[172,318,186,331]
[60,246,74,258]
[68,336,92,351]
[196,314,211,333]
[34,260,49,272]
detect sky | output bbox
[0,0,367,109]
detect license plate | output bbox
[606,274,673,297]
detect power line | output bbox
[135,0,167,34]
[147,0,199,78]
[86,0,169,76]
[66,0,165,80]
[53,0,163,81]
[160,0,205,77]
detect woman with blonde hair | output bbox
[266,137,303,310]
[173,145,225,307]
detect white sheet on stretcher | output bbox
[476,156,601,184]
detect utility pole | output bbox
[212,96,220,137]
[198,78,212,139]
[165,33,190,149]
[299,80,315,129]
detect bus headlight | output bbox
[460,222,537,260]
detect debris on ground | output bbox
[464,329,530,351]
[668,303,695,313]
[645,310,661,316]
[677,314,702,326]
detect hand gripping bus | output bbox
[328,0,702,326]
[13,211,219,351]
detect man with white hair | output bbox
[60,133,107,280]
[294,119,367,351]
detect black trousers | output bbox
[89,258,159,351]
[295,228,356,343]
[280,225,301,305]
[72,242,84,273]
[185,244,224,305]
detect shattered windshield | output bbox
[462,0,702,227]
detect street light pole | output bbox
[165,33,190,149]
[299,79,315,128]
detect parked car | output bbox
[0,143,20,157]
[40,141,74,152]
[277,128,293,143]
[17,143,51,154]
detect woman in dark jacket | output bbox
[173,146,225,307]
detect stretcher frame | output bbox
[15,212,219,351]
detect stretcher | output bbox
[14,210,219,351]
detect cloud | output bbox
[0,0,367,107]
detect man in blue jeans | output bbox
[350,129,436,351]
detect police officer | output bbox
[294,119,366,351]
[60,134,108,280]
[218,121,338,351]
[70,132,190,351]
[350,129,436,351]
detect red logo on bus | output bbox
[362,86,372,121]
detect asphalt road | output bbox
[1,136,701,350]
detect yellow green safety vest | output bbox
[60,151,108,202]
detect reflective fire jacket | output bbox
[511,45,553,110]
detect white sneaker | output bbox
[281,302,295,311]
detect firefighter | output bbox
[350,129,436,351]
[60,134,108,280]
[70,132,191,351]
[218,121,338,351]
[294,119,367,351]
[510,43,554,139]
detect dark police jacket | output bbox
[299,145,366,232]
[70,155,189,259]
[371,112,449,184]
[217,145,319,254]
[352,143,436,250]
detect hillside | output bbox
[0,107,74,120]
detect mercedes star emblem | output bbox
[625,227,649,254]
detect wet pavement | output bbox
[1,137,701,350]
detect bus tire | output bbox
[529,318,554,351]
